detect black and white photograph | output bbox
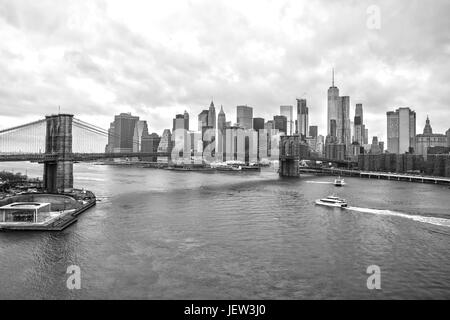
[0,0,449,307]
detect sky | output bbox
[0,0,449,142]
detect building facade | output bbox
[273,115,287,134]
[296,99,308,138]
[387,107,416,154]
[207,101,216,129]
[236,105,253,130]
[416,116,447,160]
[106,113,140,153]
[252,118,265,131]
[280,105,294,135]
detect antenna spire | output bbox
[332,68,335,87]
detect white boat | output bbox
[315,196,348,208]
[334,177,345,187]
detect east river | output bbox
[0,162,449,299]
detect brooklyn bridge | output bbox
[0,114,353,194]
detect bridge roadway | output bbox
[0,152,170,162]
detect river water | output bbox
[0,162,449,299]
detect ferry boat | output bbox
[334,177,346,187]
[315,196,348,208]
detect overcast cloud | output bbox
[0,0,449,141]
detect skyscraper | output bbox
[327,69,339,136]
[172,111,191,162]
[132,120,149,153]
[236,105,253,130]
[252,118,265,131]
[207,101,216,128]
[264,121,274,131]
[141,132,161,162]
[337,96,351,151]
[326,70,351,157]
[157,129,173,163]
[386,107,416,154]
[280,105,294,135]
[198,110,209,132]
[273,115,287,134]
[183,110,190,131]
[217,106,226,133]
[217,106,226,162]
[309,126,318,138]
[107,113,140,153]
[353,103,365,145]
[173,113,189,132]
[296,99,308,138]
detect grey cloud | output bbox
[0,0,449,138]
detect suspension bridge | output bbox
[0,114,168,193]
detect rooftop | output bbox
[0,202,50,210]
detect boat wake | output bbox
[306,181,334,184]
[345,206,450,228]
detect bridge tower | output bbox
[279,135,301,177]
[43,114,74,193]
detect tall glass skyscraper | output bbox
[327,70,339,136]
[296,99,308,138]
[326,69,352,156]
[280,105,293,135]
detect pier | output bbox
[301,168,450,186]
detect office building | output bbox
[353,103,366,145]
[141,132,161,162]
[207,101,216,128]
[326,70,352,158]
[309,126,318,139]
[273,115,287,134]
[387,107,416,154]
[132,120,149,153]
[236,105,253,130]
[280,105,294,135]
[106,113,140,153]
[327,69,339,136]
[296,99,308,138]
[265,121,274,131]
[253,118,265,132]
[173,112,189,132]
[216,106,227,162]
[197,110,209,132]
[157,129,173,163]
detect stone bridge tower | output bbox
[279,135,301,177]
[43,114,74,193]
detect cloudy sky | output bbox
[0,0,449,142]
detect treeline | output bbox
[0,170,28,182]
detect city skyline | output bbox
[0,0,449,143]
